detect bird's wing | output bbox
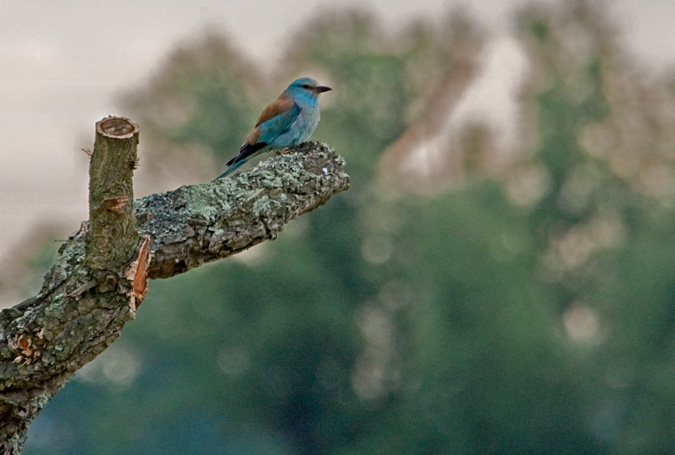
[227,94,301,167]
[226,141,268,167]
[256,93,298,127]
[245,94,300,145]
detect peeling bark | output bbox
[0,117,349,454]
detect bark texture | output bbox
[0,117,349,454]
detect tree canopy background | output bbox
[22,1,675,453]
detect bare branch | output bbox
[0,116,349,454]
[139,141,350,278]
[87,117,140,271]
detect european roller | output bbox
[216,77,332,179]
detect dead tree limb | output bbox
[0,117,350,454]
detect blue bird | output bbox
[216,77,332,179]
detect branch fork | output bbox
[0,117,349,454]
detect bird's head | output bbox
[286,77,332,98]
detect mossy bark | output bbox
[0,117,349,454]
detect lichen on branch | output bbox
[0,116,349,455]
[138,141,350,278]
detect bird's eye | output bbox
[302,84,310,89]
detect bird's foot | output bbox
[275,147,293,156]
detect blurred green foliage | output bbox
[25,1,675,454]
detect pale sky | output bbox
[1,0,674,301]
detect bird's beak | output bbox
[315,86,332,93]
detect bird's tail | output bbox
[214,142,269,181]
[213,160,245,181]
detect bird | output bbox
[216,77,332,179]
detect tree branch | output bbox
[0,117,349,454]
[87,117,140,271]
